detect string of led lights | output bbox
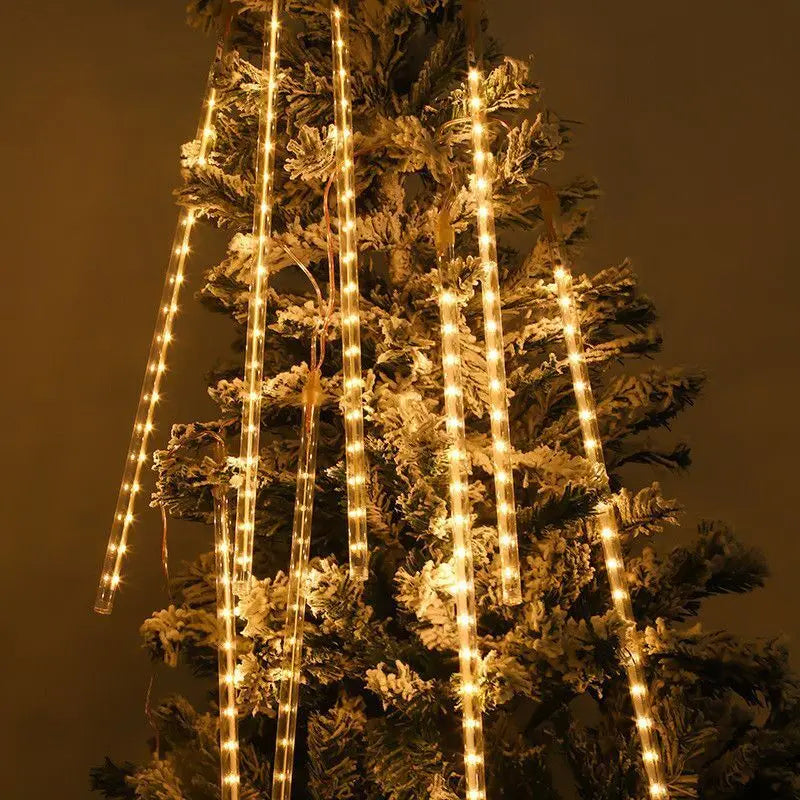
[436,221,487,800]
[330,0,369,580]
[233,0,283,587]
[94,33,230,615]
[271,369,323,800]
[93,0,668,793]
[464,60,521,607]
[212,484,241,800]
[547,232,669,799]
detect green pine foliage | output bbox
[91,2,800,798]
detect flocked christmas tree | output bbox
[91,1,800,798]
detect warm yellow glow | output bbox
[550,244,670,798]
[331,0,369,581]
[233,0,282,587]
[436,259,487,800]
[271,371,322,800]
[94,40,227,615]
[466,65,521,607]
[212,488,241,800]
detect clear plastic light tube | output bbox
[95,39,227,615]
[330,1,369,581]
[550,244,669,799]
[233,0,283,587]
[271,370,322,800]
[213,486,241,800]
[437,257,488,800]
[466,65,521,606]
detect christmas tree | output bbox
[91,2,800,798]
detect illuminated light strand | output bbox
[466,65,521,606]
[271,370,322,800]
[437,255,487,800]
[331,1,368,580]
[95,39,227,615]
[233,1,282,587]
[550,243,669,799]
[212,485,241,800]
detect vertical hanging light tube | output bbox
[271,370,323,800]
[213,485,241,800]
[95,39,228,614]
[550,242,669,799]
[233,0,282,587]
[330,1,369,581]
[465,64,521,606]
[436,245,487,800]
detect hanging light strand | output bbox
[271,370,323,800]
[549,240,669,799]
[271,200,333,798]
[436,231,487,800]
[233,0,283,587]
[465,64,521,606]
[212,485,241,800]
[330,1,369,580]
[95,35,229,615]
